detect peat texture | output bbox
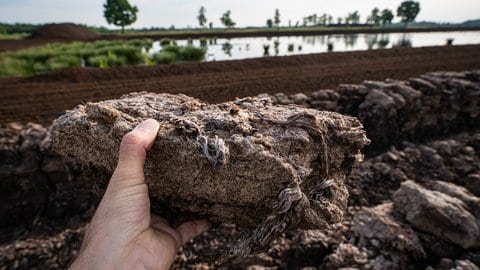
[49,93,369,250]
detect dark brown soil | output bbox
[29,23,99,41]
[1,44,480,125]
[1,70,479,269]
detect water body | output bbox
[151,31,480,62]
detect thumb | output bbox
[111,119,160,187]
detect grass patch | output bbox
[152,51,176,64]
[178,46,206,61]
[0,33,29,40]
[0,39,154,78]
[0,37,207,78]
[154,44,206,63]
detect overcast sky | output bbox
[1,0,479,29]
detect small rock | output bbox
[466,174,480,197]
[393,181,480,249]
[289,93,308,105]
[353,203,425,260]
[324,243,368,269]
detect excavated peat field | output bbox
[1,45,480,125]
[0,45,480,269]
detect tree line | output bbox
[103,0,420,32]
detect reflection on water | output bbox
[221,41,233,56]
[263,44,270,56]
[344,34,359,48]
[393,38,413,48]
[364,34,391,49]
[378,35,390,49]
[150,31,480,62]
[287,43,294,52]
[365,34,378,49]
[273,39,280,55]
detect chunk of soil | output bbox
[49,93,369,251]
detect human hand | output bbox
[70,119,210,270]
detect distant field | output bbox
[101,25,480,40]
[0,33,29,40]
[1,24,480,53]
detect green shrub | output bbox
[178,46,206,61]
[127,39,153,51]
[107,54,127,67]
[0,57,33,78]
[97,46,144,65]
[160,38,173,47]
[0,38,166,78]
[199,38,208,47]
[15,47,52,62]
[87,55,109,68]
[162,45,181,55]
[46,55,82,70]
[87,53,127,68]
[152,51,176,64]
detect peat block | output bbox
[49,93,369,245]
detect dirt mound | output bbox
[29,23,99,41]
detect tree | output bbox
[381,9,394,25]
[274,9,281,28]
[350,11,360,24]
[220,10,236,28]
[103,0,138,33]
[266,19,273,28]
[367,8,381,25]
[327,15,333,25]
[345,11,360,25]
[397,1,420,27]
[197,6,207,28]
[319,14,328,25]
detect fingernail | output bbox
[135,119,158,132]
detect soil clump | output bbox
[49,93,369,252]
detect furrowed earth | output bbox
[0,32,479,269]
